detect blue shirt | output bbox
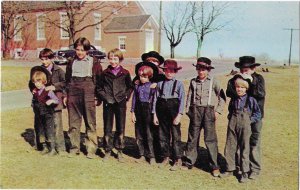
[229,94,261,123]
[131,82,154,112]
[152,78,185,114]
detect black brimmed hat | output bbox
[30,66,51,84]
[193,57,215,69]
[141,51,164,65]
[160,59,182,71]
[135,61,159,78]
[234,56,261,68]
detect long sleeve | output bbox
[185,80,193,114]
[226,78,238,98]
[131,86,137,112]
[214,79,226,114]
[125,72,134,100]
[53,68,66,92]
[251,73,265,99]
[95,71,107,102]
[152,84,160,114]
[48,90,59,104]
[250,98,262,123]
[177,81,185,114]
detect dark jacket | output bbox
[32,88,55,115]
[29,64,66,111]
[96,65,134,104]
[226,72,265,117]
[65,55,102,98]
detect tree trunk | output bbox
[196,38,203,58]
[170,45,175,58]
[3,38,11,59]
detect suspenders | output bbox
[159,80,178,97]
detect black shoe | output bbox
[117,151,125,163]
[219,171,234,178]
[239,173,248,183]
[249,172,259,180]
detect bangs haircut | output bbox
[108,48,124,61]
[32,71,47,84]
[138,65,154,79]
[74,37,91,51]
[235,78,249,89]
[39,48,54,59]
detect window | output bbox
[94,13,101,40]
[118,36,126,51]
[14,15,23,41]
[37,14,46,40]
[60,12,69,39]
[14,48,23,58]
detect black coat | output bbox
[96,66,134,104]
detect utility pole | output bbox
[283,28,299,66]
[158,1,162,54]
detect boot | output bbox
[40,143,49,155]
[102,151,111,162]
[47,143,58,156]
[117,151,125,163]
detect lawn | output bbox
[0,66,298,189]
[1,66,32,91]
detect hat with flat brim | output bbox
[235,56,261,68]
[159,59,182,71]
[30,66,51,84]
[135,61,159,78]
[193,62,215,69]
[141,51,164,65]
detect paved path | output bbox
[1,59,234,112]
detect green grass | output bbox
[1,66,298,189]
[1,66,31,91]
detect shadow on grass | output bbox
[21,128,226,173]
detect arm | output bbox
[226,78,237,98]
[185,80,193,114]
[52,68,66,92]
[214,79,226,114]
[250,98,262,123]
[251,74,265,99]
[177,81,185,114]
[125,72,134,101]
[130,86,137,112]
[46,90,59,105]
[95,71,107,102]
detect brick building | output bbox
[1,1,159,59]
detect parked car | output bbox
[53,45,106,65]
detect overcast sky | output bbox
[140,1,299,62]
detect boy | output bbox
[131,64,158,165]
[65,37,102,159]
[152,59,185,171]
[31,68,59,156]
[96,48,134,162]
[221,74,261,183]
[184,57,226,177]
[29,48,67,156]
[226,56,265,179]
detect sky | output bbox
[140,1,299,62]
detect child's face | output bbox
[34,80,45,90]
[139,75,150,84]
[164,69,176,80]
[235,85,247,97]
[75,45,88,60]
[108,54,121,68]
[197,67,209,80]
[40,57,52,68]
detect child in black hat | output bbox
[131,64,158,165]
[30,66,59,156]
[152,59,185,171]
[221,74,261,183]
[226,56,265,180]
[184,57,226,177]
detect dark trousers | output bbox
[39,113,55,149]
[250,120,262,173]
[103,99,127,152]
[156,98,182,160]
[54,111,66,152]
[185,106,219,170]
[224,111,251,173]
[33,114,45,150]
[67,80,98,154]
[135,102,154,158]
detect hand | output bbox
[45,85,55,91]
[173,114,182,125]
[153,114,159,126]
[46,99,54,105]
[150,83,157,89]
[135,80,140,85]
[131,112,136,123]
[95,99,102,106]
[215,112,220,120]
[63,97,67,107]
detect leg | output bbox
[224,118,238,172]
[34,113,45,150]
[103,102,114,153]
[135,110,145,157]
[44,113,57,155]
[53,111,66,152]
[144,106,155,159]
[239,122,251,174]
[156,102,170,159]
[114,99,127,151]
[250,120,262,174]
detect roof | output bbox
[1,1,79,13]
[104,15,153,33]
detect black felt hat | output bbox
[234,56,261,68]
[30,66,51,85]
[193,57,215,69]
[135,61,159,78]
[141,51,164,65]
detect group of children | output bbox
[29,37,265,183]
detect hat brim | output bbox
[235,62,261,68]
[141,52,164,65]
[159,66,182,71]
[192,63,215,69]
[135,61,159,77]
[30,66,51,84]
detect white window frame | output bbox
[94,13,102,40]
[59,12,69,39]
[145,29,154,52]
[118,36,126,52]
[36,13,46,40]
[14,15,23,41]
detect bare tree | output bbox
[45,1,130,45]
[190,1,231,58]
[162,2,192,58]
[1,1,33,59]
